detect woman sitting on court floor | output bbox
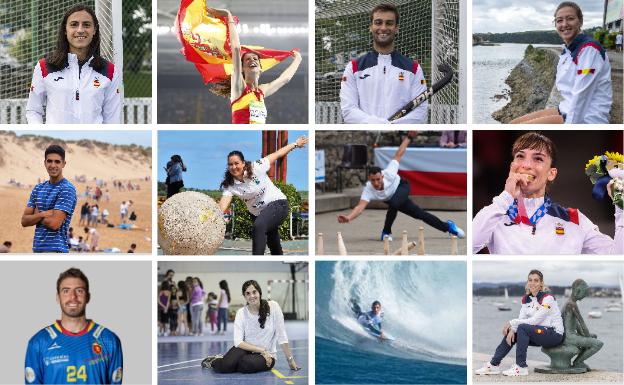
[201,280,301,373]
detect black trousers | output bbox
[212,347,275,374]
[251,199,289,255]
[167,181,184,198]
[383,179,449,234]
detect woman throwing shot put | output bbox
[26,4,121,124]
[201,280,300,373]
[207,8,302,124]
[473,132,622,254]
[510,2,611,124]
[218,135,308,255]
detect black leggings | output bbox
[383,179,449,234]
[212,347,275,374]
[251,199,289,255]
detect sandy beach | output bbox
[0,132,152,253]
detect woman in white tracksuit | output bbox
[473,132,623,254]
[26,4,121,124]
[510,2,612,124]
[475,270,564,377]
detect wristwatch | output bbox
[287,356,294,361]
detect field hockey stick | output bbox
[388,63,454,121]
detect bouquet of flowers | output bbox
[585,151,624,210]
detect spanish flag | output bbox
[176,0,296,84]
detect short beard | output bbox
[373,35,396,49]
[62,307,86,319]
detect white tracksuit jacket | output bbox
[26,53,121,124]
[556,34,612,124]
[473,191,623,254]
[340,51,427,124]
[509,292,564,335]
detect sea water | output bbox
[473,296,623,372]
[316,261,467,384]
[472,43,559,123]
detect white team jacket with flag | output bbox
[556,34,612,124]
[340,51,427,124]
[473,191,623,254]
[26,53,121,124]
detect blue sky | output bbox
[158,130,308,190]
[13,130,152,147]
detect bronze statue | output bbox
[537,279,604,374]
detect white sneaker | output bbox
[502,364,529,376]
[475,362,501,375]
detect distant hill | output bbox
[0,131,152,186]
[474,27,601,45]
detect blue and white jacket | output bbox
[556,34,612,124]
[340,51,427,124]
[26,53,121,124]
[473,191,623,254]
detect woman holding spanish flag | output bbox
[176,3,301,124]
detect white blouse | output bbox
[234,300,288,357]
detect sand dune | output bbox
[0,131,151,187]
[0,131,152,253]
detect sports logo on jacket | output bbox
[112,367,123,382]
[359,74,371,80]
[555,223,565,235]
[93,78,101,88]
[92,342,102,354]
[398,72,404,81]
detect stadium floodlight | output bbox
[315,0,466,124]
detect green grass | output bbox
[123,71,152,97]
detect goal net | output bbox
[0,0,120,102]
[315,0,465,123]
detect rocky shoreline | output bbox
[492,46,559,123]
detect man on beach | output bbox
[21,145,77,253]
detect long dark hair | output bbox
[242,280,270,329]
[48,4,107,71]
[220,151,254,189]
[219,280,230,303]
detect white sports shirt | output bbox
[361,159,401,202]
[223,157,287,217]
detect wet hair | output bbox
[554,2,583,24]
[45,144,66,161]
[209,51,262,98]
[56,268,90,299]
[220,151,254,189]
[371,3,399,24]
[219,280,231,303]
[368,166,382,176]
[511,132,557,168]
[48,4,107,71]
[242,280,270,329]
[525,269,551,294]
[371,300,381,309]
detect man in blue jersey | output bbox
[25,268,123,384]
[21,145,77,253]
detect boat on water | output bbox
[588,307,603,319]
[497,288,512,311]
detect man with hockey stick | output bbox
[340,3,428,124]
